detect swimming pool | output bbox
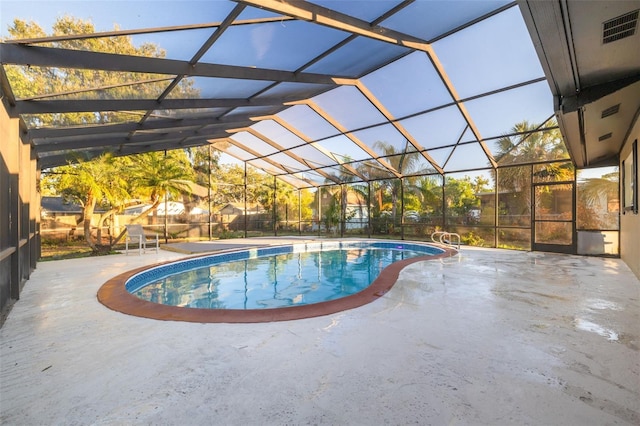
[128,242,441,309]
[98,240,456,323]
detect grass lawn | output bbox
[40,240,119,261]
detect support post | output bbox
[340,184,345,238]
[317,187,322,237]
[244,162,248,238]
[442,177,446,231]
[273,176,277,236]
[494,168,499,248]
[298,188,302,236]
[367,181,371,239]
[400,178,405,240]
[529,164,534,251]
[164,150,168,244]
[208,145,212,240]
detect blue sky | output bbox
[1,1,236,37]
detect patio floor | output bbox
[1,239,639,425]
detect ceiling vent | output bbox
[603,10,638,44]
[598,132,613,142]
[601,104,620,118]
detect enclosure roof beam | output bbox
[34,126,233,153]
[14,97,304,115]
[353,80,445,175]
[233,127,341,184]
[222,138,320,188]
[28,115,256,139]
[5,16,298,45]
[37,136,213,168]
[298,100,402,178]
[235,0,428,48]
[231,0,500,171]
[264,115,368,182]
[0,44,343,85]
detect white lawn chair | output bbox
[124,224,159,255]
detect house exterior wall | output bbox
[1,99,39,323]
[0,98,15,317]
[620,116,640,280]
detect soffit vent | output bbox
[598,132,613,142]
[601,104,620,118]
[603,10,638,44]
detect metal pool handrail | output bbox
[431,231,461,249]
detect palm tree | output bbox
[577,171,619,229]
[495,119,568,164]
[494,120,572,218]
[322,164,368,235]
[105,150,197,243]
[127,150,196,222]
[371,140,427,224]
[275,180,300,232]
[408,175,443,219]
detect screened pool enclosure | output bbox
[1,0,630,255]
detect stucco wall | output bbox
[0,99,19,315]
[620,116,640,280]
[0,99,39,322]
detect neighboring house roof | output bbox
[122,202,209,215]
[41,196,82,213]
[124,202,186,216]
[218,203,264,214]
[41,196,107,213]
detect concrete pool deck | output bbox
[1,239,639,425]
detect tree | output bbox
[5,17,197,129]
[322,192,342,234]
[55,153,129,252]
[408,175,443,220]
[127,150,196,224]
[8,17,203,249]
[369,140,427,224]
[207,164,282,213]
[577,171,619,229]
[495,120,572,186]
[444,176,480,223]
[255,178,299,230]
[472,175,491,194]
[322,164,368,235]
[495,120,568,165]
[299,189,315,223]
[494,120,573,219]
[188,145,220,189]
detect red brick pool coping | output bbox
[97,244,458,323]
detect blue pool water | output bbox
[126,242,443,310]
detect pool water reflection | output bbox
[133,248,431,309]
